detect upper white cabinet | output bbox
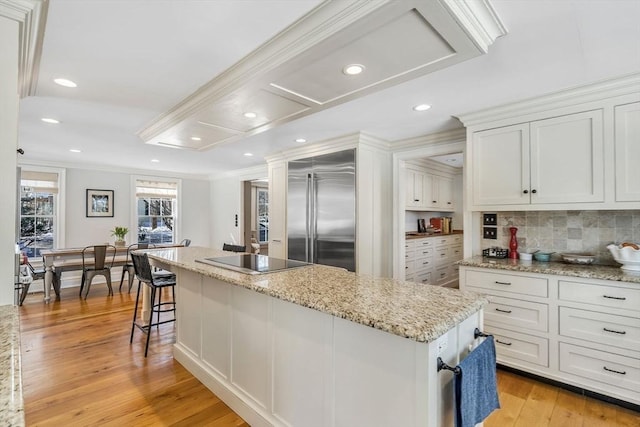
[268,160,287,259]
[472,110,604,207]
[405,168,425,208]
[405,166,455,211]
[615,102,640,202]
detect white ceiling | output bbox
[17,0,640,178]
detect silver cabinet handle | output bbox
[272,239,281,243]
[495,308,512,314]
[603,327,626,335]
[603,366,626,375]
[495,281,511,285]
[496,339,512,346]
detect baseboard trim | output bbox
[497,364,640,413]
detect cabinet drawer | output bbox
[433,236,451,247]
[465,270,548,298]
[559,281,640,312]
[559,343,640,392]
[434,266,450,285]
[559,307,640,352]
[405,240,416,250]
[486,296,548,332]
[450,244,463,261]
[434,247,450,264]
[416,247,434,258]
[405,260,415,275]
[415,239,434,249]
[415,257,435,270]
[405,250,417,261]
[450,235,463,245]
[415,270,433,285]
[485,326,549,367]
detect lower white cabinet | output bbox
[405,234,462,287]
[460,266,640,406]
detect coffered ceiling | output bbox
[16,0,640,177]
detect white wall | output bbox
[0,16,19,305]
[209,167,267,250]
[64,167,211,247]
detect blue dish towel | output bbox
[455,336,500,427]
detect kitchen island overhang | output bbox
[146,247,488,427]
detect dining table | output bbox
[39,244,182,303]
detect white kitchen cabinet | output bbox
[471,110,604,207]
[405,234,462,287]
[268,160,287,259]
[460,266,640,406]
[405,168,425,209]
[405,166,455,212]
[614,101,640,202]
[429,175,454,210]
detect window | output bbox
[257,188,268,243]
[19,170,59,258]
[135,179,178,244]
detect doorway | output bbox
[242,179,269,255]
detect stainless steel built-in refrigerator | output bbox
[287,149,356,272]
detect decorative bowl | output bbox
[533,252,554,262]
[561,253,596,265]
[607,243,640,271]
[519,252,533,261]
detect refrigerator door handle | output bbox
[311,172,318,264]
[306,173,312,263]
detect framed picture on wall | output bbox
[86,189,114,217]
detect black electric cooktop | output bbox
[196,254,311,275]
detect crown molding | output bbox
[441,0,507,53]
[208,164,268,181]
[0,0,48,97]
[457,72,640,128]
[18,158,211,181]
[391,127,466,152]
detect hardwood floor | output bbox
[19,286,638,426]
[485,367,640,427]
[19,286,249,427]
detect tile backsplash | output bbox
[482,210,640,265]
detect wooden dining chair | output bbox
[79,244,116,299]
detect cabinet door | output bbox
[433,176,454,210]
[614,102,640,202]
[530,110,604,203]
[405,169,424,208]
[472,124,530,206]
[268,161,287,259]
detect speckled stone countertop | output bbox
[0,305,24,427]
[145,247,487,343]
[458,256,640,284]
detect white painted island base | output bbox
[172,267,482,427]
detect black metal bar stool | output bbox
[130,252,176,357]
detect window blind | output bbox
[135,180,178,198]
[21,171,59,194]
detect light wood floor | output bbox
[19,286,639,426]
[19,285,249,426]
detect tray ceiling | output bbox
[139,0,506,151]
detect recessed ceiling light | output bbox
[69,149,81,153]
[446,158,456,162]
[413,104,432,112]
[190,136,201,141]
[41,118,60,124]
[243,112,257,119]
[244,152,253,157]
[343,64,365,75]
[53,78,77,88]
[295,138,307,143]
[151,159,160,163]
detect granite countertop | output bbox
[0,305,24,427]
[145,247,487,344]
[405,230,463,240]
[458,256,640,284]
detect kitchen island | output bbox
[147,247,487,427]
